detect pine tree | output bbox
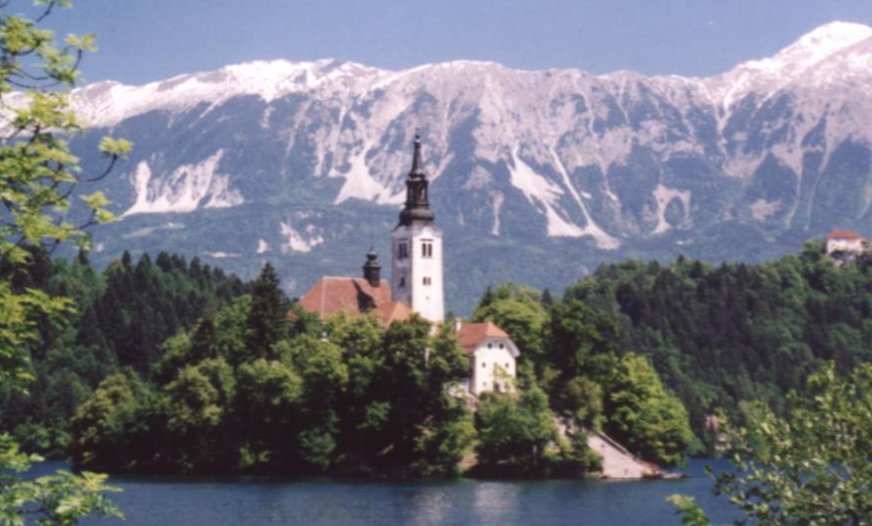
[244,262,289,360]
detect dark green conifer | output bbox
[244,262,289,360]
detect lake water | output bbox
[36,460,738,526]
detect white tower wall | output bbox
[391,224,444,324]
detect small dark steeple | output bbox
[362,247,381,287]
[398,134,435,227]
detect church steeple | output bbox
[390,133,444,324]
[398,135,435,227]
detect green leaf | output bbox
[99,136,133,157]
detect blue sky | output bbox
[34,0,872,85]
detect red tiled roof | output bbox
[828,229,863,241]
[298,276,409,324]
[456,321,510,354]
[375,300,412,324]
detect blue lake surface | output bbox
[36,460,737,526]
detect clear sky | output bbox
[31,0,872,85]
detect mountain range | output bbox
[68,21,872,312]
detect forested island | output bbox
[3,4,872,525]
[4,240,871,479]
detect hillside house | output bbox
[456,321,520,395]
[826,229,865,261]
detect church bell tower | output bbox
[391,135,444,324]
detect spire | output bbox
[398,133,435,227]
[362,247,381,287]
[410,134,425,178]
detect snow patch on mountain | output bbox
[204,251,241,259]
[549,147,620,249]
[74,59,388,128]
[332,149,406,205]
[491,191,504,236]
[280,220,324,253]
[709,21,872,107]
[751,199,781,221]
[753,21,872,74]
[123,150,243,216]
[333,152,388,204]
[509,151,584,238]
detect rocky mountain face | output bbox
[69,21,872,312]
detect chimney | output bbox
[362,248,381,287]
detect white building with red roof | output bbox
[457,321,520,395]
[826,229,865,258]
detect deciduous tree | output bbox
[670,362,872,525]
[0,1,130,523]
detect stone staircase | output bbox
[586,431,662,479]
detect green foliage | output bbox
[411,404,475,477]
[667,495,711,526]
[71,305,477,477]
[164,358,235,433]
[720,363,872,524]
[244,262,289,360]
[0,1,128,523]
[1,251,246,455]
[474,284,547,370]
[604,354,692,466]
[474,386,560,476]
[0,282,71,388]
[472,280,691,468]
[545,297,621,427]
[69,372,149,471]
[672,362,872,525]
[235,357,303,470]
[563,247,872,449]
[0,434,122,526]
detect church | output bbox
[299,136,519,396]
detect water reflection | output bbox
[406,485,451,526]
[470,482,521,526]
[71,460,737,526]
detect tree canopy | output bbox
[671,362,872,526]
[0,1,130,524]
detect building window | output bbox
[423,276,431,286]
[482,362,486,368]
[421,241,433,258]
[487,343,492,349]
[399,276,406,288]
[397,242,408,260]
[499,343,504,349]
